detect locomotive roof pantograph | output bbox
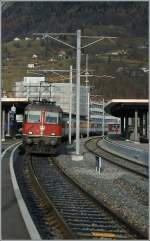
[25,100,63,113]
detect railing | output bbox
[98,137,148,165]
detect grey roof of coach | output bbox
[25,102,63,113]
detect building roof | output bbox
[2,97,28,112]
[105,99,148,117]
[2,97,28,102]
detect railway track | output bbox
[85,137,148,178]
[26,154,144,239]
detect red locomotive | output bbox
[22,100,63,154]
[22,100,109,154]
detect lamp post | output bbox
[39,81,42,101]
[2,110,5,141]
[76,30,81,154]
[85,54,90,138]
[6,111,10,137]
[69,65,73,144]
[87,91,90,138]
[10,104,16,138]
[102,98,105,137]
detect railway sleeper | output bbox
[53,202,101,209]
[54,206,106,214]
[66,218,116,223]
[60,211,114,218]
[67,220,124,227]
[47,195,94,203]
[57,207,106,214]
[59,210,108,217]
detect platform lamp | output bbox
[2,110,6,142]
[6,110,11,137]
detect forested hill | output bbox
[2,1,148,99]
[2,1,148,42]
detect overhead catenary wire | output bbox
[33,31,117,155]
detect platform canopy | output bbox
[2,97,28,112]
[105,99,149,117]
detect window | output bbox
[59,113,62,124]
[45,112,58,124]
[28,111,41,123]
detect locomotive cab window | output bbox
[58,113,63,124]
[24,111,28,122]
[45,112,58,124]
[26,111,41,123]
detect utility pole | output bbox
[85,54,90,138]
[39,82,42,101]
[87,92,90,138]
[6,111,10,137]
[49,84,52,101]
[85,54,89,85]
[76,30,81,155]
[27,83,29,101]
[69,65,72,144]
[102,98,105,137]
[2,110,5,142]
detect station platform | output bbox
[97,136,148,167]
[56,137,149,238]
[110,138,149,152]
[1,140,30,240]
[1,138,19,152]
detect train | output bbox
[22,100,64,154]
[108,123,121,135]
[22,100,90,154]
[22,100,120,154]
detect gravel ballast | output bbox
[56,138,149,238]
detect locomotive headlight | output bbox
[51,133,56,136]
[29,131,33,135]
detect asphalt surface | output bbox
[1,141,30,240]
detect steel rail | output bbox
[53,154,147,239]
[85,137,148,178]
[27,155,77,239]
[28,154,145,239]
[103,136,148,168]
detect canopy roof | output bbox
[105,99,149,117]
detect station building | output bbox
[11,77,88,116]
